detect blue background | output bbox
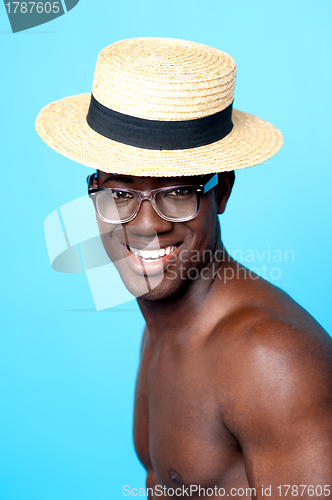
[1,1,331,498]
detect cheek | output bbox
[188,197,219,245]
[96,218,124,260]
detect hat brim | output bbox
[35,93,283,176]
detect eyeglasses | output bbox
[87,173,218,224]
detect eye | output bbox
[166,187,191,197]
[111,190,133,200]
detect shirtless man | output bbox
[36,37,332,498]
[89,169,332,499]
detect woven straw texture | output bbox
[35,37,283,176]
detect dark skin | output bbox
[92,171,332,499]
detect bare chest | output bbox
[134,345,247,490]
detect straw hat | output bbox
[35,37,283,177]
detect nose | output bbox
[126,199,173,236]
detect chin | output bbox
[138,278,189,302]
[120,270,184,302]
[134,266,201,303]
[111,257,186,302]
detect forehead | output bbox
[97,171,208,187]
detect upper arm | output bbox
[223,323,332,498]
[133,324,152,471]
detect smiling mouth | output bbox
[126,245,178,262]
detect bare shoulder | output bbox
[211,282,332,437]
[214,276,332,363]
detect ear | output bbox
[216,171,235,215]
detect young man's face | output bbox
[91,171,234,302]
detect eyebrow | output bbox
[100,175,134,185]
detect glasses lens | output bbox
[96,189,138,222]
[155,187,198,220]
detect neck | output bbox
[137,241,234,342]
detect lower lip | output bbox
[123,245,180,276]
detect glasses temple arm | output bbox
[87,172,98,193]
[203,173,219,193]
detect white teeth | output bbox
[129,245,177,261]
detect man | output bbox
[36,38,332,498]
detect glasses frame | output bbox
[87,173,219,224]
